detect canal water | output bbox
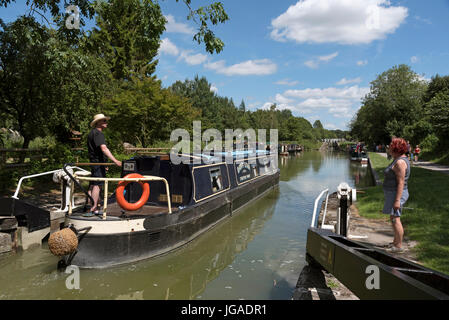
[0,151,373,300]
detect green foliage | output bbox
[350,64,427,145]
[176,0,229,54]
[101,77,201,147]
[169,77,342,145]
[423,74,449,103]
[351,66,449,163]
[0,0,229,56]
[0,0,95,19]
[0,2,342,179]
[0,16,109,148]
[31,143,76,172]
[28,135,57,149]
[425,89,449,143]
[0,16,53,148]
[420,133,439,153]
[170,76,219,130]
[89,0,166,80]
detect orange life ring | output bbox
[116,173,150,211]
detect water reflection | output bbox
[0,151,374,300]
[0,188,279,300]
[349,160,373,188]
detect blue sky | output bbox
[2,0,449,130]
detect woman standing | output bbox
[383,138,411,252]
[414,145,421,162]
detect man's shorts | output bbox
[90,165,106,186]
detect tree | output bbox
[88,0,166,80]
[101,77,201,147]
[170,76,219,130]
[0,0,229,54]
[423,75,449,103]
[177,0,229,54]
[422,75,449,147]
[313,120,323,129]
[350,65,427,145]
[425,89,449,144]
[0,16,108,148]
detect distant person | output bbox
[414,145,421,162]
[406,140,411,160]
[382,138,410,253]
[86,113,122,216]
[356,142,361,155]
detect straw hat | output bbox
[90,114,111,128]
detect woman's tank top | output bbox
[383,156,410,192]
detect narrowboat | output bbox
[287,144,301,153]
[278,144,289,156]
[55,149,279,269]
[349,145,368,163]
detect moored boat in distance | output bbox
[278,144,289,156]
[56,149,279,269]
[349,144,368,163]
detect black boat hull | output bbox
[63,171,279,268]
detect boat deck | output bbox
[71,203,178,219]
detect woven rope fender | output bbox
[48,228,78,256]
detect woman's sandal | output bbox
[386,246,405,253]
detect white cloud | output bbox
[275,93,294,105]
[205,59,277,76]
[179,51,208,65]
[304,52,338,69]
[414,15,432,25]
[159,38,179,56]
[271,0,408,45]
[210,85,218,93]
[275,79,300,86]
[164,15,195,35]
[273,85,369,119]
[304,60,319,69]
[319,52,339,62]
[284,85,369,100]
[357,60,368,66]
[159,38,207,66]
[410,56,419,64]
[417,74,431,83]
[262,102,275,110]
[324,123,338,130]
[336,77,362,85]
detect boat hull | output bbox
[62,171,279,268]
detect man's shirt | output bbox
[87,128,106,163]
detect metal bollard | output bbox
[336,182,356,237]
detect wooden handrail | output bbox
[73,162,117,166]
[125,147,172,151]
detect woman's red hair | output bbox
[390,138,408,155]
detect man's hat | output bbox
[90,114,111,128]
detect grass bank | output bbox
[356,152,449,274]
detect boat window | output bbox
[236,162,252,183]
[210,168,224,193]
[251,163,259,177]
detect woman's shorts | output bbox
[90,165,106,186]
[383,189,409,217]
